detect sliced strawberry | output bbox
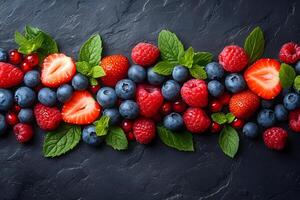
[41,53,76,88]
[244,58,281,100]
[62,91,101,125]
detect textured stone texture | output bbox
[0,0,300,199]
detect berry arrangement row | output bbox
[0,26,300,158]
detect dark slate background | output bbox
[0,0,300,199]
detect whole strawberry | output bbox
[0,62,24,88]
[279,42,300,64]
[289,108,300,132]
[136,84,163,118]
[218,45,249,72]
[34,103,62,131]
[229,90,260,119]
[13,123,34,143]
[183,108,211,133]
[100,55,129,87]
[181,79,208,108]
[133,118,156,144]
[131,42,160,67]
[263,127,288,150]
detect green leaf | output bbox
[91,66,105,78]
[179,47,195,68]
[157,126,194,152]
[105,126,128,150]
[225,113,235,123]
[43,124,81,158]
[211,112,227,125]
[94,116,110,136]
[193,52,213,66]
[294,75,300,93]
[28,32,44,52]
[25,25,40,39]
[76,61,92,75]
[189,65,207,79]
[244,27,265,64]
[153,61,175,75]
[89,77,98,86]
[79,34,102,66]
[219,125,239,158]
[279,63,296,88]
[158,30,184,62]
[15,31,29,47]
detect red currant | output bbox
[173,100,187,113]
[12,105,21,113]
[127,132,135,141]
[231,118,244,129]
[20,61,33,72]
[211,122,223,133]
[6,111,19,126]
[121,119,133,133]
[24,53,39,67]
[9,49,22,65]
[90,85,101,94]
[218,92,231,105]
[161,102,172,115]
[210,100,223,113]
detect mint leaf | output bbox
[105,126,128,150]
[89,77,98,86]
[211,112,227,125]
[157,126,194,152]
[94,116,110,136]
[153,61,175,75]
[179,47,194,68]
[25,25,40,39]
[193,52,213,66]
[244,27,265,64]
[294,75,300,93]
[189,65,207,79]
[158,30,184,62]
[225,113,235,123]
[15,31,29,47]
[43,124,81,158]
[79,34,102,66]
[15,31,44,54]
[279,63,296,88]
[219,125,239,158]
[91,66,105,78]
[76,61,92,75]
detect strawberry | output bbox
[263,127,288,150]
[100,55,129,87]
[0,62,24,88]
[136,84,164,118]
[41,53,76,88]
[62,91,101,125]
[244,58,281,100]
[34,104,62,131]
[289,108,300,132]
[133,118,156,144]
[229,90,260,119]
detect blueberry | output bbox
[147,67,165,85]
[163,112,184,131]
[38,87,57,106]
[18,108,34,123]
[172,65,189,82]
[257,109,276,128]
[82,125,102,146]
[119,100,139,119]
[283,92,300,110]
[295,61,300,74]
[0,48,8,62]
[162,80,180,101]
[24,70,40,88]
[208,80,224,97]
[57,84,73,103]
[103,108,121,125]
[242,122,258,138]
[128,65,146,83]
[115,79,136,99]
[205,62,224,80]
[274,104,288,121]
[72,73,89,90]
[14,87,36,108]
[0,89,13,111]
[96,87,117,108]
[225,73,246,93]
[0,114,7,135]
[261,100,275,109]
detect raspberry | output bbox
[289,108,300,132]
[181,79,208,108]
[133,118,156,144]
[263,127,288,150]
[34,103,62,131]
[279,42,300,64]
[131,42,160,67]
[0,62,24,88]
[183,108,211,133]
[218,45,249,72]
[13,123,34,143]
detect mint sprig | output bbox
[294,75,300,93]
[279,63,296,88]
[244,26,265,64]
[211,112,235,125]
[105,126,128,150]
[94,116,110,136]
[219,125,239,158]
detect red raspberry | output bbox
[181,79,208,108]
[183,108,211,133]
[121,119,133,133]
[133,118,156,144]
[34,103,62,131]
[0,62,24,88]
[279,42,300,64]
[6,111,19,126]
[209,100,223,113]
[231,118,244,129]
[210,122,223,133]
[218,45,249,72]
[13,123,34,143]
[9,49,22,65]
[263,127,288,150]
[131,42,160,67]
[289,108,300,132]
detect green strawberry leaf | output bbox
[279,63,296,88]
[225,113,235,123]
[153,61,175,75]
[79,34,102,66]
[189,65,207,79]
[244,26,265,64]
[105,126,128,150]
[43,124,81,158]
[219,125,239,158]
[178,47,194,68]
[157,126,194,152]
[89,77,98,86]
[211,112,227,125]
[193,52,213,66]
[91,66,106,78]
[294,75,300,93]
[76,61,92,76]
[94,116,110,136]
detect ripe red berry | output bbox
[133,118,156,144]
[131,42,160,67]
[161,102,172,115]
[6,111,19,126]
[21,61,34,72]
[172,100,187,113]
[211,122,223,133]
[218,45,248,72]
[210,100,223,113]
[24,53,39,67]
[121,119,133,133]
[9,49,22,65]
[218,92,231,105]
[12,105,21,113]
[13,123,34,143]
[127,132,135,141]
[89,85,101,94]
[279,42,300,64]
[263,127,288,150]
[231,118,244,129]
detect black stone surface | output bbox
[0,0,300,199]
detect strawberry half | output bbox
[62,91,101,125]
[41,53,76,88]
[244,58,281,100]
